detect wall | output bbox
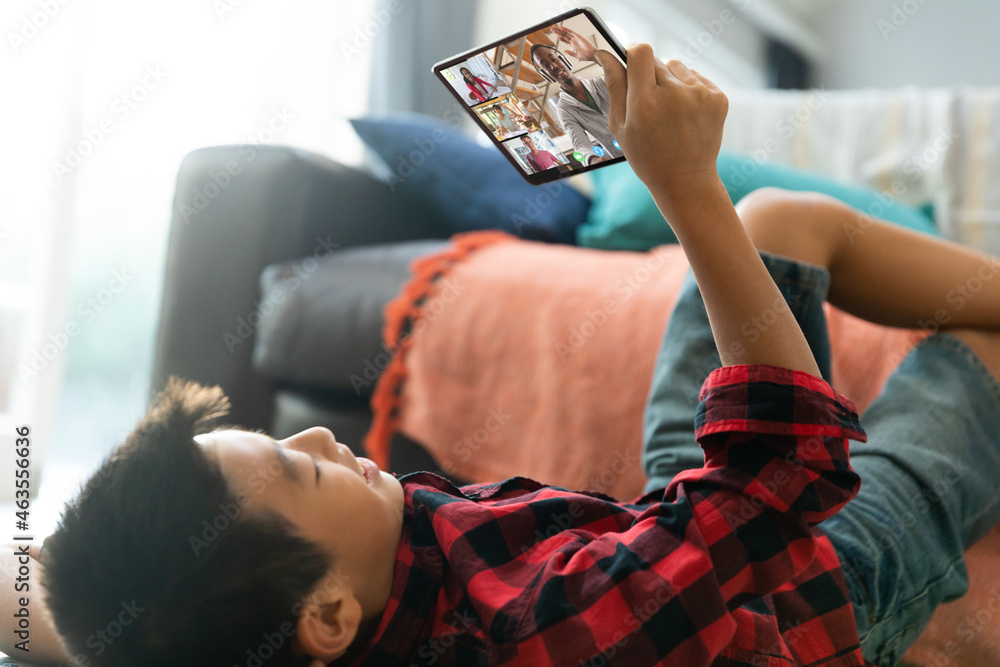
[473,0,1000,90]
[811,0,1000,88]
[472,0,789,89]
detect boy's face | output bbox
[196,427,405,612]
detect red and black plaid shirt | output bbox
[347,365,871,666]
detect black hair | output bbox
[530,43,566,70]
[40,378,333,667]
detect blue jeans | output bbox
[642,252,1000,666]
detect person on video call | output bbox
[460,66,493,102]
[531,23,624,166]
[461,66,511,104]
[494,101,525,137]
[521,133,562,172]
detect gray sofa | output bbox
[151,145,479,477]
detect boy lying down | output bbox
[12,46,1000,667]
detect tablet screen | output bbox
[433,8,628,184]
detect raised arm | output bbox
[595,47,821,377]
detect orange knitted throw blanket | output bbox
[364,231,928,500]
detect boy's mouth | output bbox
[359,458,377,485]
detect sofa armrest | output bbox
[151,145,452,431]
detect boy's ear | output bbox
[293,589,363,665]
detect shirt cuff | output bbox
[695,364,867,444]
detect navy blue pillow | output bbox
[350,114,590,243]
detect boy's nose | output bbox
[283,426,338,458]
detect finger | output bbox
[650,56,685,87]
[595,50,627,130]
[664,59,698,84]
[565,49,578,59]
[689,68,723,92]
[625,43,656,92]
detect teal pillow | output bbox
[577,152,939,250]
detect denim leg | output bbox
[642,251,834,493]
[822,333,1000,666]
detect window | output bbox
[2,0,374,529]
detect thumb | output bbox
[595,50,626,129]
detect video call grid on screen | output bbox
[434,9,628,184]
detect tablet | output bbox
[432,7,629,185]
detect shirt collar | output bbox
[344,473,459,665]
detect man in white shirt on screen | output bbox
[531,24,624,166]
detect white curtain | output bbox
[0,0,374,516]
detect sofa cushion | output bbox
[350,113,591,244]
[577,151,940,251]
[251,240,450,396]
